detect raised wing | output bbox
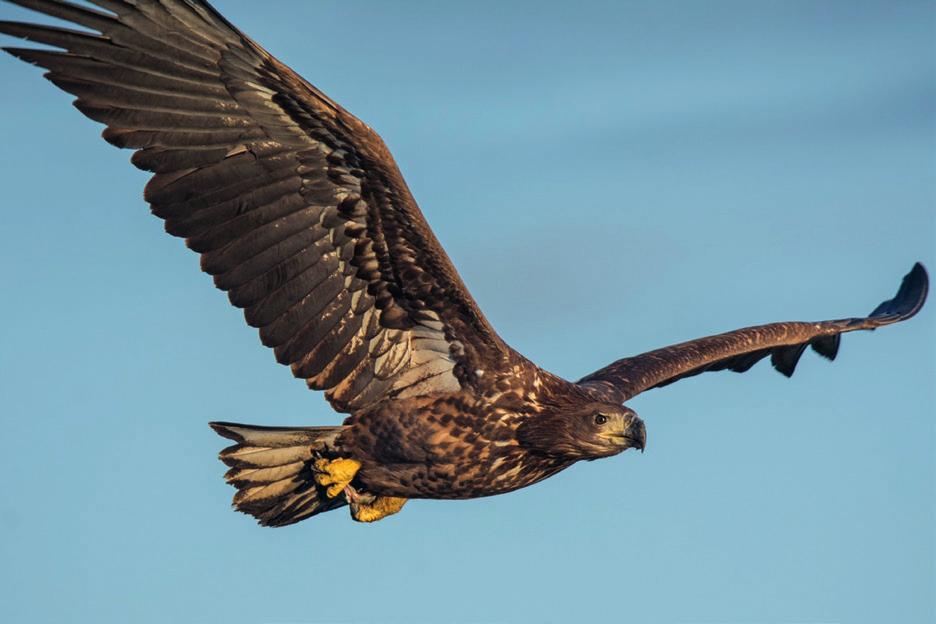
[579,263,928,403]
[1,0,508,412]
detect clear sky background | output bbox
[0,1,933,623]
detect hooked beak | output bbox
[629,418,646,453]
[601,415,646,453]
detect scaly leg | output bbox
[351,494,408,523]
[313,458,361,498]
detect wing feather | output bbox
[579,264,928,402]
[1,0,508,413]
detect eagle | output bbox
[1,0,928,526]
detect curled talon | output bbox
[312,457,361,499]
[351,496,408,523]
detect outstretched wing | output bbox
[578,263,928,403]
[0,0,508,412]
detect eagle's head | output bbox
[518,402,646,461]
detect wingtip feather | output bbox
[869,262,929,321]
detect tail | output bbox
[209,422,348,527]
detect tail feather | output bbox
[209,421,347,527]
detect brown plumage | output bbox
[1,0,927,527]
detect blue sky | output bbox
[0,1,933,623]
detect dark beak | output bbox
[626,417,646,453]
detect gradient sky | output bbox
[0,1,933,623]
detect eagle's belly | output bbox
[340,395,570,499]
[355,448,569,500]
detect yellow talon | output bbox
[313,457,361,499]
[352,496,408,523]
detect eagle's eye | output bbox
[594,413,608,426]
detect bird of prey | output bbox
[1,0,928,526]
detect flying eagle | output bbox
[1,0,928,526]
